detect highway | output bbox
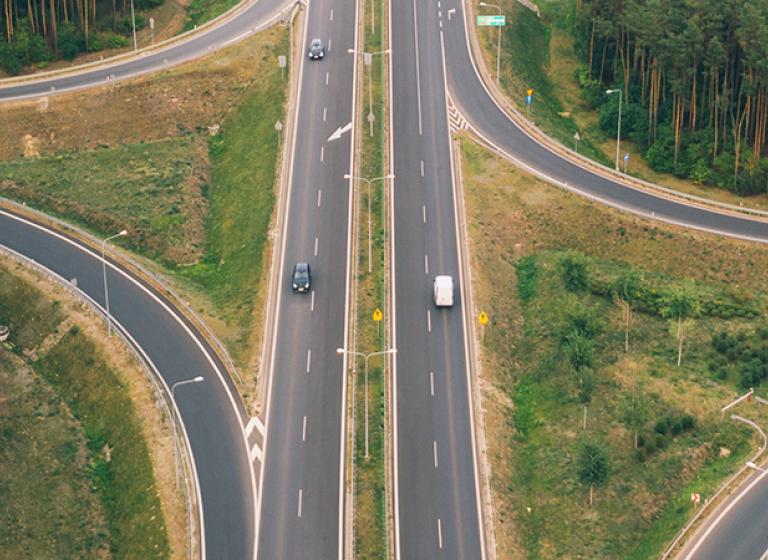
[0,207,256,558]
[1,0,768,557]
[254,0,357,558]
[390,0,485,557]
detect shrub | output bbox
[560,251,590,292]
[515,255,538,304]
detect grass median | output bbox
[459,136,768,558]
[351,0,389,556]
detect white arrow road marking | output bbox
[250,443,263,462]
[246,416,265,438]
[328,122,353,141]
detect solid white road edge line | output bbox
[0,217,209,560]
[412,0,423,135]
[682,467,768,559]
[254,6,313,557]
[339,0,361,555]
[440,26,488,560]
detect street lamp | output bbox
[746,461,768,473]
[130,0,137,50]
[479,2,502,84]
[170,376,204,484]
[344,174,395,272]
[606,88,623,171]
[101,229,128,337]
[348,48,391,137]
[337,347,397,460]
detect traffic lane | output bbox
[0,211,253,558]
[441,3,768,242]
[257,290,311,559]
[680,470,768,560]
[0,0,290,100]
[257,0,355,555]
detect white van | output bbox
[433,275,454,307]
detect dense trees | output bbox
[0,0,161,72]
[573,0,768,193]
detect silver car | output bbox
[308,38,324,60]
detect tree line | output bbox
[572,0,768,194]
[0,0,161,72]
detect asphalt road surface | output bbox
[0,208,255,559]
[0,0,290,101]
[676,465,768,559]
[390,0,485,557]
[441,0,768,243]
[254,1,357,558]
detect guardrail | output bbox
[459,0,768,222]
[0,0,294,91]
[0,241,202,560]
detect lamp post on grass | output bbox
[606,88,623,171]
[348,48,390,136]
[101,229,127,337]
[479,2,502,84]
[337,347,396,460]
[344,174,395,272]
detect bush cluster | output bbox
[710,328,768,389]
[635,414,696,461]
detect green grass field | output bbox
[460,138,768,558]
[0,138,207,265]
[175,32,287,365]
[0,262,169,558]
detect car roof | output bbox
[311,38,321,44]
[295,262,309,271]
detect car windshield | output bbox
[294,265,309,282]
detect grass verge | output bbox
[0,259,170,558]
[184,0,240,30]
[352,0,389,557]
[0,27,290,380]
[459,136,768,558]
[174,30,288,369]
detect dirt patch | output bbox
[0,26,286,160]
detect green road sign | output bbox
[477,14,506,26]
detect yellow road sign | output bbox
[373,308,383,322]
[479,312,489,325]
[527,88,534,96]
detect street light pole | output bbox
[479,2,502,84]
[170,376,204,485]
[337,347,396,460]
[130,0,138,51]
[101,229,128,337]
[606,88,623,171]
[344,174,395,272]
[348,48,390,136]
